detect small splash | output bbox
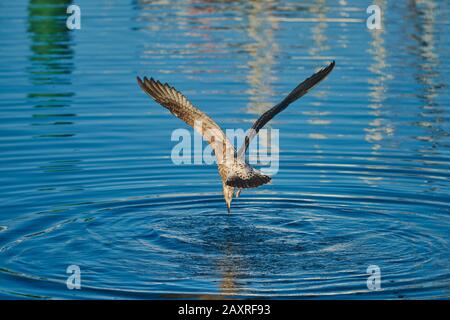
[0,226,7,232]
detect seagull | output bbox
[137,61,335,213]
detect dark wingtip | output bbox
[323,60,335,74]
[326,60,336,73]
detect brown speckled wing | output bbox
[237,61,335,158]
[137,77,235,179]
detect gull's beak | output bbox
[226,202,231,213]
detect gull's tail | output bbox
[225,170,271,189]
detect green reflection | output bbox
[28,0,74,84]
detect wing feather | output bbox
[137,77,235,176]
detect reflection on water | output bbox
[365,0,394,154]
[217,243,238,297]
[407,0,448,150]
[305,0,331,171]
[0,0,449,299]
[308,0,330,57]
[245,0,279,114]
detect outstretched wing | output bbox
[137,77,235,175]
[237,61,335,158]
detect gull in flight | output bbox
[137,61,335,212]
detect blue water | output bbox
[0,0,449,299]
